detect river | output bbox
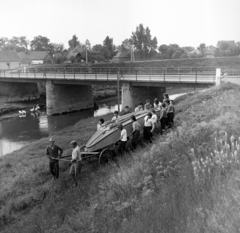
[0,93,184,157]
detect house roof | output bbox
[0,50,21,62]
[114,51,130,58]
[18,51,50,60]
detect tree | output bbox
[120,38,133,51]
[172,48,185,59]
[103,36,116,60]
[131,24,158,60]
[182,46,194,52]
[0,36,29,52]
[198,43,206,56]
[236,42,240,56]
[0,37,9,49]
[68,35,80,50]
[158,44,171,59]
[31,36,53,51]
[52,43,64,53]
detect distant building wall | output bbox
[32,60,44,64]
[0,62,21,70]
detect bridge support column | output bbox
[122,83,166,110]
[46,81,93,115]
[0,82,39,102]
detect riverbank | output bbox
[1,83,238,232]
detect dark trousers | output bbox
[49,161,59,179]
[144,126,152,143]
[132,130,140,149]
[118,140,127,155]
[167,112,174,128]
[160,118,167,134]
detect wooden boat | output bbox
[85,109,160,152]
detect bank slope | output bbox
[1,83,240,233]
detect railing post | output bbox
[34,68,36,78]
[164,70,165,82]
[150,67,152,81]
[4,70,5,78]
[195,70,197,82]
[64,68,66,79]
[107,70,109,80]
[129,67,130,75]
[136,70,138,81]
[73,68,75,79]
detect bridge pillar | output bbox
[122,83,166,110]
[0,81,39,102]
[46,81,93,115]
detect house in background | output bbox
[0,50,22,69]
[112,51,130,63]
[18,51,53,64]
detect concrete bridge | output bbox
[0,66,227,115]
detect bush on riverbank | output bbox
[1,83,240,232]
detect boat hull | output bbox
[85,110,160,152]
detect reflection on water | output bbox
[0,100,120,156]
[0,94,183,157]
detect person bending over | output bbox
[135,103,144,112]
[129,115,141,149]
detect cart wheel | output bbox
[99,149,113,166]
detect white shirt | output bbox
[154,103,162,110]
[121,129,127,141]
[152,114,158,124]
[97,124,105,130]
[144,116,153,127]
[112,116,119,123]
[72,146,81,161]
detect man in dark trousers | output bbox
[45,138,63,181]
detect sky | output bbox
[0,0,240,49]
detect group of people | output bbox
[45,93,175,186]
[97,93,175,155]
[45,138,81,187]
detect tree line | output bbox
[0,24,240,63]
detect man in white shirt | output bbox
[69,140,82,187]
[118,124,127,155]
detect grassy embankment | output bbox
[95,56,240,69]
[1,83,240,232]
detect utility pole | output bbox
[117,70,120,112]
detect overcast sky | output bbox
[0,0,239,49]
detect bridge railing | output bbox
[22,66,217,75]
[0,66,218,84]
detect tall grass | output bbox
[1,83,240,232]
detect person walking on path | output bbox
[167,100,175,128]
[129,115,141,149]
[118,124,128,155]
[159,103,168,134]
[143,112,154,143]
[45,138,63,181]
[69,140,82,187]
